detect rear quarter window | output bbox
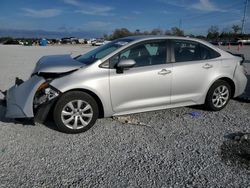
[199,44,221,60]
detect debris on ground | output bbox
[188,112,202,118]
[112,116,151,127]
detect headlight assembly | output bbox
[34,83,60,108]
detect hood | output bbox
[33,54,84,74]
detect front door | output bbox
[109,40,172,113]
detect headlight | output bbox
[37,82,50,91]
[34,83,60,108]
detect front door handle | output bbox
[203,63,213,69]
[158,69,171,75]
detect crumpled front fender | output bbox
[5,75,45,118]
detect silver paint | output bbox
[32,54,83,74]
[5,75,45,118]
[5,36,248,119]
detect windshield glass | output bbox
[75,39,132,65]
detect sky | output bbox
[0,0,249,38]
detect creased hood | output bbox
[33,54,84,74]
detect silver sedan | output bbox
[4,36,248,133]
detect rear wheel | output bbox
[53,91,99,133]
[205,80,231,111]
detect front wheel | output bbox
[205,80,231,111]
[53,91,99,133]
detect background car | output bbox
[3,39,20,45]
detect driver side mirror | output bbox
[116,59,136,73]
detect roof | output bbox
[121,35,193,41]
[120,35,217,50]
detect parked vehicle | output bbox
[61,37,79,44]
[94,39,104,46]
[209,41,219,45]
[3,36,247,133]
[238,39,250,45]
[91,39,97,46]
[3,39,20,45]
[92,38,106,46]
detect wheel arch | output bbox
[59,88,105,118]
[206,76,236,99]
[216,77,235,98]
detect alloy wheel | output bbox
[212,85,230,108]
[61,100,93,130]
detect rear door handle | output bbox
[158,69,171,75]
[203,63,213,69]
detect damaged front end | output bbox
[3,54,83,122]
[5,75,45,118]
[33,81,61,123]
[4,76,61,123]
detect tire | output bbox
[53,91,99,133]
[205,80,231,111]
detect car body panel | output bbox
[49,61,114,117]
[5,75,45,118]
[171,58,221,105]
[233,61,248,97]
[219,56,247,97]
[32,54,83,74]
[109,63,172,112]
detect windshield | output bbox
[75,39,132,65]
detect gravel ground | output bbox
[0,44,249,187]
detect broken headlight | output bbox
[33,82,60,108]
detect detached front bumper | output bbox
[5,76,45,118]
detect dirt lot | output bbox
[0,44,249,187]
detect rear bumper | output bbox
[5,76,45,118]
[234,67,248,97]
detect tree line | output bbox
[104,24,250,41]
[1,24,250,43]
[104,27,184,40]
[206,25,250,41]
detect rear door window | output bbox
[173,40,200,62]
[173,40,220,62]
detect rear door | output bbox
[109,40,172,113]
[170,39,221,105]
